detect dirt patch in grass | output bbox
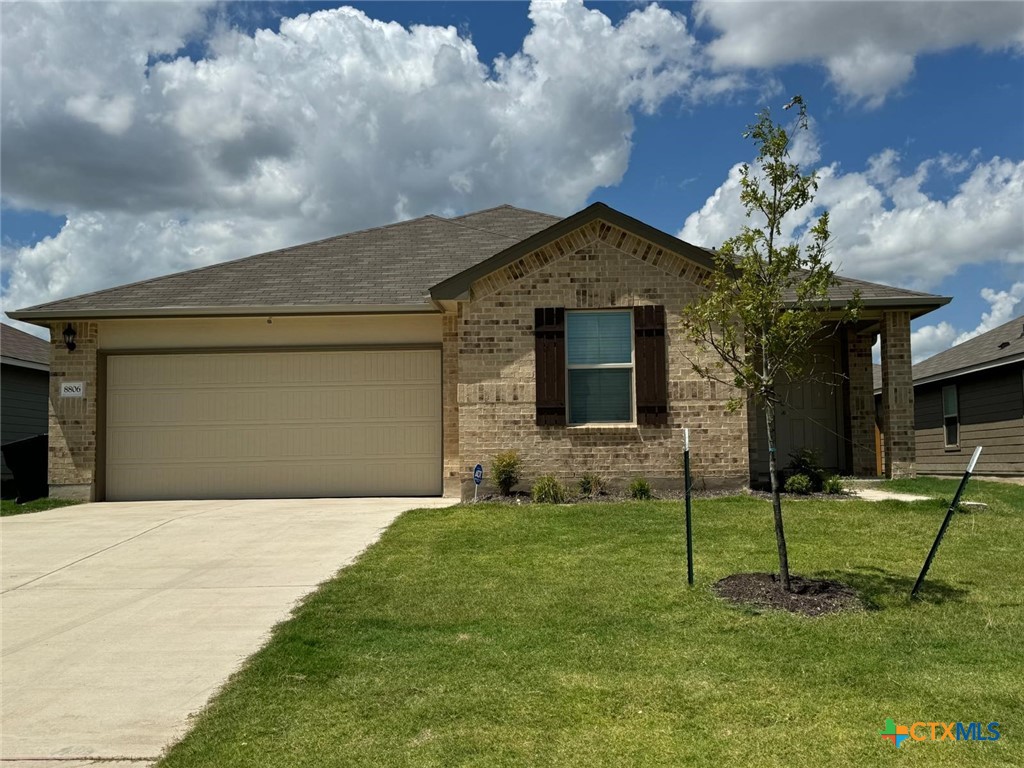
[714,572,864,617]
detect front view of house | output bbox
[10,203,949,501]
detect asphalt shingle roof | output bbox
[450,205,562,240]
[13,209,558,315]
[9,202,947,319]
[789,272,943,305]
[1,323,50,366]
[912,315,1024,384]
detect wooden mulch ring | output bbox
[713,572,864,617]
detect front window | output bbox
[943,384,959,448]
[566,310,634,424]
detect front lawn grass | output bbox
[160,483,1023,767]
[0,497,82,516]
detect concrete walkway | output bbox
[1,497,456,766]
[850,487,933,502]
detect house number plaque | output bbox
[60,381,85,398]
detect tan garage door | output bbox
[105,349,441,501]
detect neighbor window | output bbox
[566,311,633,424]
[942,384,959,448]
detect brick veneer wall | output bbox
[847,330,879,476]
[453,220,748,498]
[442,309,461,497]
[47,321,99,500]
[880,310,916,478]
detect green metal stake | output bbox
[684,428,694,586]
[911,445,983,600]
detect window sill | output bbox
[944,446,962,452]
[567,423,639,430]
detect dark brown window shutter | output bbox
[534,307,566,426]
[634,305,668,426]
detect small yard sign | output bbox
[473,463,483,502]
[60,381,85,398]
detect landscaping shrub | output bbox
[532,475,566,504]
[786,449,826,492]
[577,472,605,498]
[491,450,522,496]
[822,475,844,495]
[784,473,813,495]
[629,477,653,500]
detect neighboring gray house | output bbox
[1,323,51,493]
[911,316,1024,476]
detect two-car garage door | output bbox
[105,349,441,501]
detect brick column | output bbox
[880,311,916,478]
[441,308,461,498]
[47,321,99,500]
[847,330,878,476]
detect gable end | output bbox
[469,219,712,302]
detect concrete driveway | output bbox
[1,497,455,767]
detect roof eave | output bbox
[791,295,951,318]
[860,295,952,310]
[7,303,439,324]
[0,355,49,371]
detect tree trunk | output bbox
[765,401,792,592]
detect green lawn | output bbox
[160,479,1022,767]
[0,497,82,516]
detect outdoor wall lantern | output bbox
[62,323,77,352]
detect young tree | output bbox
[680,97,858,592]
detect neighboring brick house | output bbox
[1,324,51,494]
[9,202,949,501]
[877,316,1023,477]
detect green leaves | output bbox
[680,96,860,406]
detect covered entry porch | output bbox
[748,309,925,484]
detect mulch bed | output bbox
[468,488,852,505]
[713,572,864,617]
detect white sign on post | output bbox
[60,381,85,398]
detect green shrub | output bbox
[786,449,826,492]
[629,477,653,500]
[577,472,605,498]
[822,475,845,495]
[784,473,813,495]
[532,475,566,504]
[491,450,522,496]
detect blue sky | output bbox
[2,1,1022,360]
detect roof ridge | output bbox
[450,202,561,221]
[450,203,561,221]
[441,217,525,241]
[13,213,450,313]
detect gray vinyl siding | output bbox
[1,363,50,479]
[914,364,1024,475]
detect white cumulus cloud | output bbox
[2,0,712,321]
[695,0,1024,107]
[909,282,1024,363]
[681,122,1023,364]
[680,134,1024,293]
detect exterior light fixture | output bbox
[62,323,77,351]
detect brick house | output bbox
[9,203,949,501]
